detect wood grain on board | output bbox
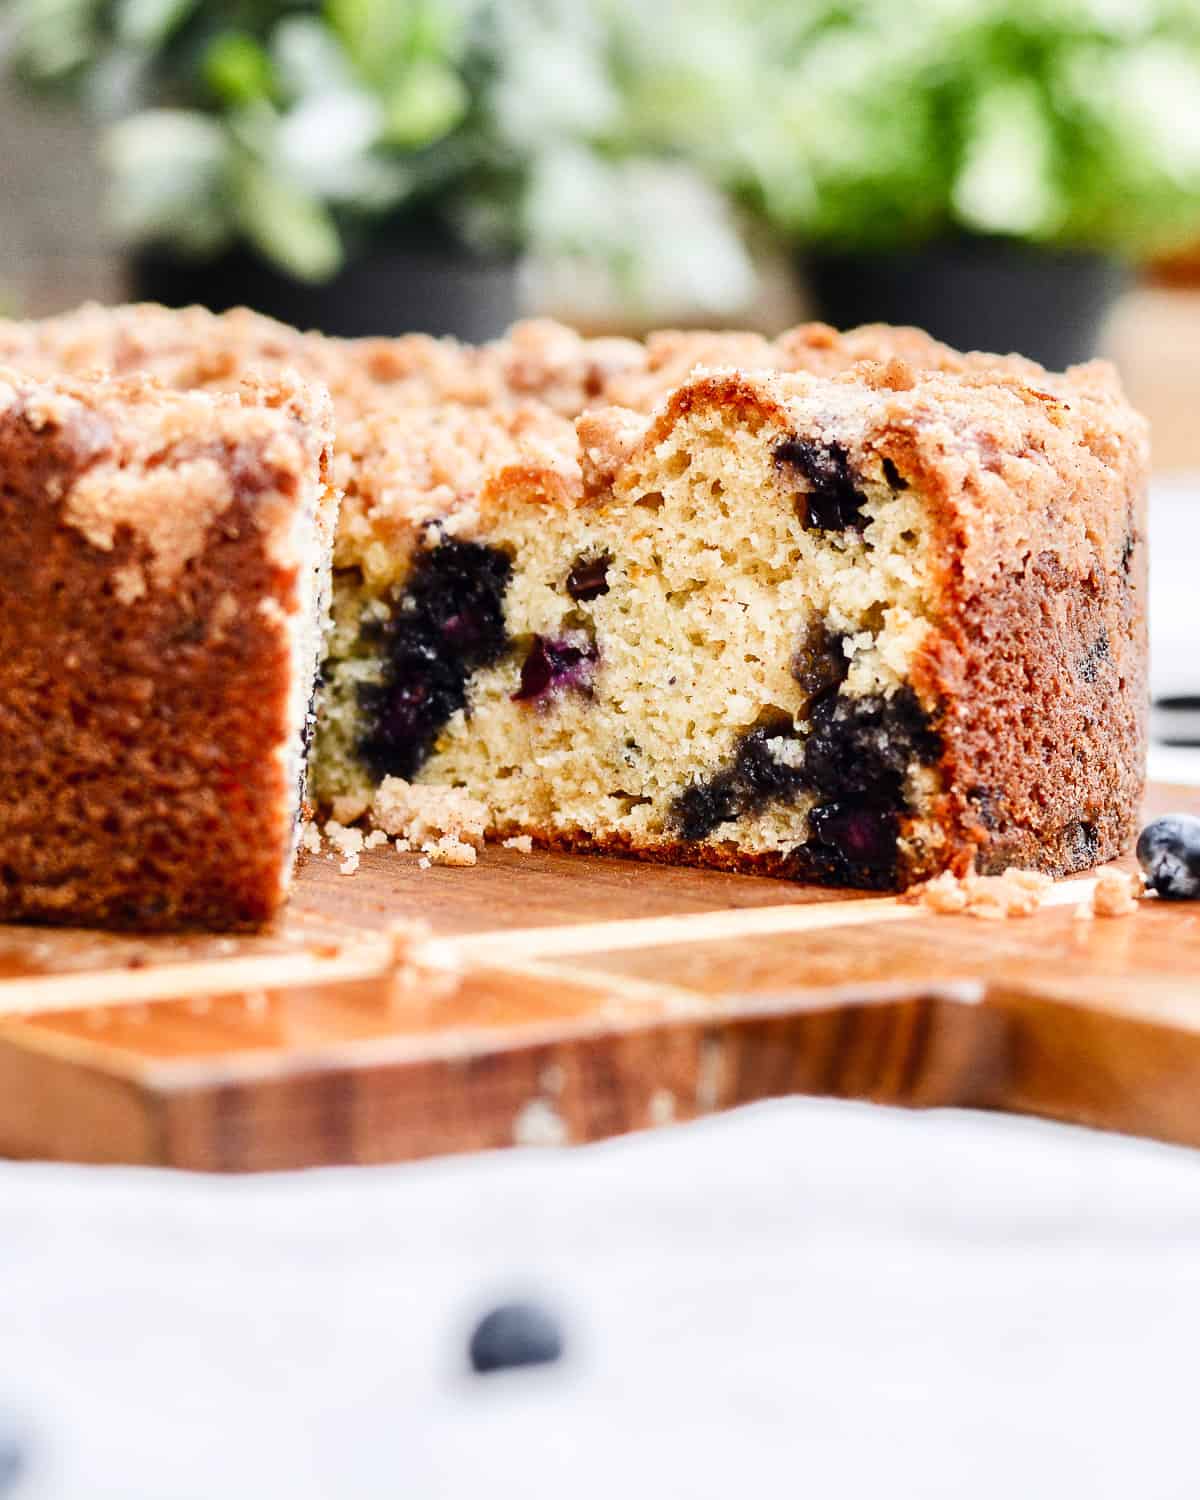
[0,783,1197,1171]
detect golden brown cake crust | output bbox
[0,366,335,929]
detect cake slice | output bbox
[0,366,337,928]
[314,345,1148,889]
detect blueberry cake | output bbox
[0,365,336,928]
[314,348,1147,889]
[0,304,1149,902]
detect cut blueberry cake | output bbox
[0,303,1149,900]
[0,365,336,928]
[313,345,1148,890]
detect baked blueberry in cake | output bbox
[0,304,1150,910]
[0,365,336,928]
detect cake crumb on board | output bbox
[908,866,1052,920]
[502,835,534,853]
[371,776,490,847]
[1077,866,1142,920]
[369,776,488,869]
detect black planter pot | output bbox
[804,240,1129,369]
[129,241,520,341]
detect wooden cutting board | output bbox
[1,783,1197,1172]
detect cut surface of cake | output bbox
[0,365,336,928]
[314,346,1147,889]
[0,304,1149,911]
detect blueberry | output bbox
[0,1416,29,1493]
[790,619,848,702]
[670,687,941,889]
[672,727,807,841]
[565,553,610,602]
[1077,630,1110,684]
[1066,819,1100,871]
[733,727,807,805]
[358,539,512,781]
[673,767,742,841]
[881,456,908,491]
[468,1301,564,1375]
[806,801,899,886]
[1137,814,1200,899]
[803,688,939,805]
[512,634,598,703]
[774,437,868,532]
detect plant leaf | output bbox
[204,31,275,106]
[234,160,344,281]
[382,60,467,147]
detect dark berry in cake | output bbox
[513,633,599,703]
[790,619,848,703]
[881,456,908,490]
[1077,630,1110,684]
[734,727,808,806]
[774,437,868,532]
[565,552,611,602]
[672,684,940,887]
[358,539,511,781]
[1067,819,1100,870]
[1137,814,1200,899]
[803,688,940,806]
[672,726,807,840]
[468,1301,565,1374]
[673,766,743,841]
[806,801,899,887]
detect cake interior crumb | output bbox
[370,775,490,847]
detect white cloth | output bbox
[2,1099,1200,1499]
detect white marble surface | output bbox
[0,481,1198,1498]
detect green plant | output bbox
[1,0,756,314]
[722,0,1200,257]
[5,0,515,278]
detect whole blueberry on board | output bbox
[468,1301,565,1375]
[1137,814,1200,899]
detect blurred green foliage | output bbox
[630,0,1200,257]
[5,0,1200,294]
[2,0,755,311]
